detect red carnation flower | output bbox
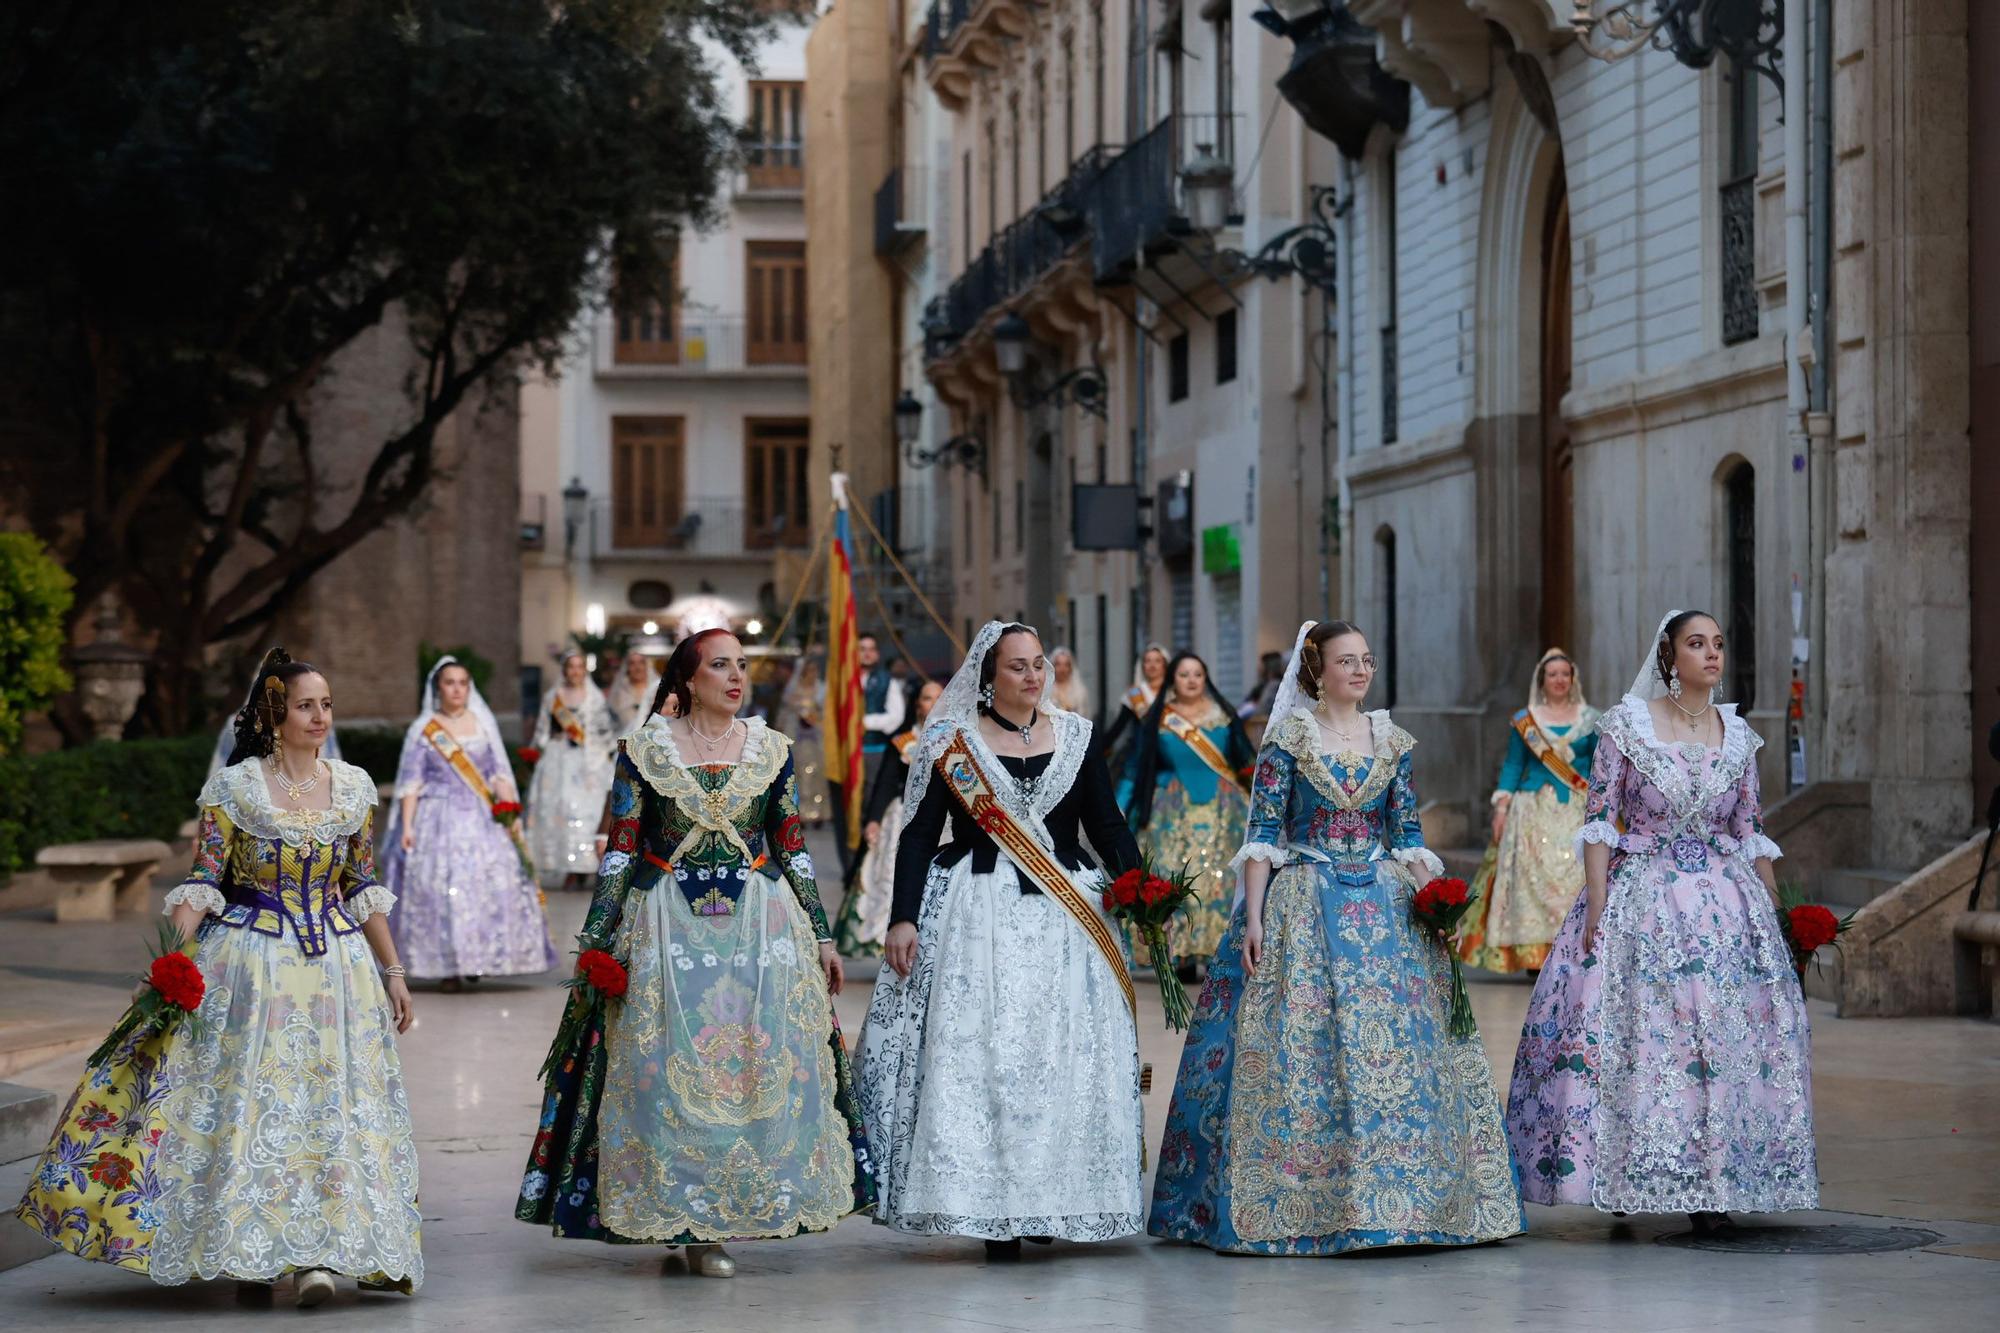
[1788,904,1841,955]
[1414,876,1470,916]
[518,747,542,765]
[147,952,205,1012]
[577,949,629,998]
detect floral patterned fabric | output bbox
[383,735,559,978]
[1460,712,1598,973]
[1504,698,1818,1214]
[16,762,422,1287]
[1117,715,1251,963]
[1148,711,1524,1254]
[516,718,874,1243]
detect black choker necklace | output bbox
[988,706,1036,742]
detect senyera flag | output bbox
[825,474,864,849]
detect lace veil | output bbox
[393,655,512,799]
[1264,619,1318,731]
[1625,610,1681,703]
[1529,646,1590,713]
[902,619,1055,818]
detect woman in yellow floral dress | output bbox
[15,650,421,1308]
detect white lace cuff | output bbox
[1489,789,1515,806]
[1390,847,1446,881]
[1228,841,1290,873]
[1573,821,1621,859]
[162,882,226,917]
[395,780,424,799]
[1741,832,1783,863]
[345,885,397,923]
[598,850,632,880]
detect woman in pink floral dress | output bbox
[1505,610,1817,1233]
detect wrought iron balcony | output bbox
[1084,118,1184,285]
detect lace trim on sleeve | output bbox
[1573,821,1622,860]
[395,779,424,799]
[345,884,397,923]
[1389,847,1445,881]
[162,882,226,917]
[1741,832,1783,863]
[1228,840,1290,873]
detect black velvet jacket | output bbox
[890,730,1140,927]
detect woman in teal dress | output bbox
[1116,652,1254,972]
[516,628,873,1279]
[1457,648,1599,973]
[1148,621,1523,1255]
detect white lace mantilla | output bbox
[905,711,1092,851]
[196,759,377,847]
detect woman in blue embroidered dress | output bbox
[1505,611,1815,1234]
[516,629,873,1279]
[1148,621,1524,1255]
[16,651,421,1308]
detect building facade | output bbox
[523,20,816,697]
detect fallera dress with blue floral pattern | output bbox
[1147,709,1525,1255]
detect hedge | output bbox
[0,727,535,877]
[0,735,215,876]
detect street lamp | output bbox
[1251,2,1409,160]
[1185,183,1345,296]
[992,312,1032,377]
[1570,1,1784,89]
[1181,145,1233,233]
[561,476,589,555]
[893,390,924,447]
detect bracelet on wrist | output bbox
[381,964,407,978]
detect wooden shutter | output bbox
[746,81,804,190]
[744,418,811,549]
[613,245,680,364]
[745,241,808,365]
[612,416,686,549]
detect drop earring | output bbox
[979,682,995,708]
[1668,666,1683,701]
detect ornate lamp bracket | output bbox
[1570,0,1784,94]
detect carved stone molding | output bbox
[1350,0,1492,108]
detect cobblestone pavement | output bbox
[1,826,1996,1330]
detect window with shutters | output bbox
[745,81,804,191]
[745,241,808,365]
[613,246,680,364]
[744,418,811,549]
[611,416,686,549]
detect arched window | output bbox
[1724,462,1756,709]
[1376,526,1398,710]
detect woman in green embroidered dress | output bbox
[517,629,875,1279]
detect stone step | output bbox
[0,1020,102,1081]
[1436,847,1484,882]
[1817,866,1905,911]
[0,1080,59,1166]
[0,1156,53,1272]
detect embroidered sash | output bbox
[891,729,919,763]
[1123,685,1152,716]
[933,730,1136,1015]
[423,719,535,872]
[1161,710,1248,790]
[1513,712,1589,796]
[551,694,589,746]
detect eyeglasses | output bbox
[1332,655,1378,673]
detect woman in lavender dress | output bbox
[1505,611,1816,1233]
[383,657,559,989]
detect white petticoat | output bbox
[856,857,1144,1240]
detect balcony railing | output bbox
[589,497,809,561]
[605,313,808,373]
[1086,118,1185,284]
[875,165,927,256]
[739,141,804,193]
[925,146,1118,355]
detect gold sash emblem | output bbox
[934,730,1135,1015]
[1514,713,1590,796]
[550,694,589,746]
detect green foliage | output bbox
[0,533,75,755]
[335,726,408,790]
[0,736,213,876]
[418,643,496,700]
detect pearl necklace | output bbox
[268,755,323,801]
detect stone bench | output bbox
[35,838,172,923]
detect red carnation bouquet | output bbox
[88,924,210,1068]
[538,946,630,1079]
[1776,882,1854,981]
[1411,876,1479,1039]
[1102,858,1201,1030]
[490,799,522,827]
[517,746,542,766]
